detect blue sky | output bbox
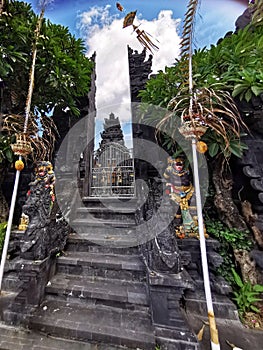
[26,0,247,148]
[29,1,247,47]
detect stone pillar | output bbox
[149,271,200,350]
[3,256,56,325]
[83,52,97,197]
[128,46,157,181]
[52,53,97,197]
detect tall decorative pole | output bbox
[0,1,49,294]
[0,1,4,15]
[178,1,220,349]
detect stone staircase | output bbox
[2,195,239,349]
[25,197,156,349]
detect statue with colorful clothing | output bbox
[163,156,199,238]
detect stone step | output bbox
[77,206,137,214]
[72,218,136,228]
[186,269,232,295]
[27,299,155,349]
[0,321,133,350]
[66,233,140,254]
[76,207,136,223]
[45,273,148,309]
[70,224,136,236]
[65,232,142,250]
[177,238,220,251]
[184,290,239,320]
[56,252,146,282]
[81,197,141,210]
[155,326,199,350]
[69,225,157,248]
[1,272,22,293]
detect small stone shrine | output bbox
[91,112,135,197]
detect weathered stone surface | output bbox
[28,299,155,349]
[19,162,69,261]
[184,290,239,320]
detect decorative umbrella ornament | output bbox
[123,11,159,53]
[116,2,124,12]
[123,10,137,28]
[11,133,33,157]
[132,25,159,53]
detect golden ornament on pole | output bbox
[15,159,25,171]
[196,141,208,154]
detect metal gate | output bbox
[91,142,135,197]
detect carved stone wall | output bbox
[128,47,157,182]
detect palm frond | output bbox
[251,0,263,27]
[2,113,57,161]
[180,0,199,86]
[166,85,247,152]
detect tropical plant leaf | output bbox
[253,284,263,293]
[232,268,244,288]
[232,84,247,98]
[208,143,219,157]
[251,85,263,96]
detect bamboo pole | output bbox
[0,0,4,16]
[0,2,47,294]
[191,138,220,350]
[180,1,221,348]
[0,157,21,292]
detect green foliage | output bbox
[0,1,94,116]
[206,219,253,251]
[139,21,263,158]
[0,222,7,254]
[0,134,15,164]
[205,218,253,283]
[201,129,248,159]
[231,268,263,315]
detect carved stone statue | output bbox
[20,161,69,260]
[140,178,181,274]
[163,156,199,238]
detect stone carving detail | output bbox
[140,178,182,274]
[144,224,182,274]
[20,161,69,260]
[128,46,152,103]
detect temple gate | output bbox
[90,112,135,197]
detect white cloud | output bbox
[195,1,246,48]
[77,6,181,124]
